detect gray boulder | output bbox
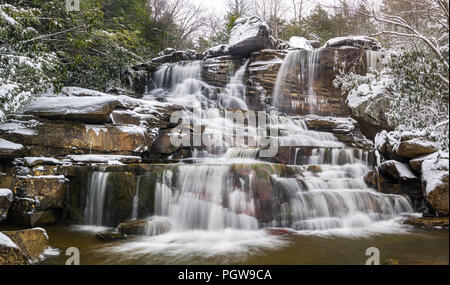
[228,16,277,56]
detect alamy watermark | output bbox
[169,105,279,157]
[365,247,380,265]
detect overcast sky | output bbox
[190,0,381,17]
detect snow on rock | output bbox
[203,44,230,59]
[409,152,440,173]
[22,96,118,124]
[65,154,142,164]
[0,189,12,198]
[23,157,64,167]
[0,232,18,249]
[0,138,23,157]
[60,87,112,97]
[0,119,41,136]
[395,138,439,159]
[228,16,276,56]
[379,160,418,181]
[421,158,449,215]
[288,36,313,50]
[324,36,381,50]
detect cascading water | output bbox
[84,172,110,226]
[83,56,415,263]
[272,49,321,114]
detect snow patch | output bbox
[288,36,313,50]
[0,138,23,151]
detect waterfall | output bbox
[131,176,141,220]
[84,172,110,226]
[154,165,258,231]
[272,49,321,114]
[219,59,250,110]
[154,61,202,89]
[366,50,380,72]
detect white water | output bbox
[84,172,110,226]
[272,49,321,113]
[80,57,415,260]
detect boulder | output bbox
[118,219,149,235]
[96,231,127,242]
[0,138,23,158]
[264,227,297,236]
[395,138,439,159]
[60,87,111,97]
[2,228,48,260]
[0,232,29,265]
[421,159,449,216]
[378,160,418,182]
[309,40,321,48]
[288,36,313,50]
[347,86,394,140]
[118,217,171,236]
[228,16,276,56]
[202,44,230,59]
[23,96,118,124]
[403,217,449,228]
[324,36,381,50]
[409,152,439,173]
[0,188,13,223]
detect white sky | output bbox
[191,0,347,17]
[191,0,381,17]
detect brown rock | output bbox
[23,96,118,124]
[264,228,297,236]
[0,233,30,265]
[2,228,48,259]
[96,231,127,242]
[15,176,68,209]
[118,219,149,235]
[422,159,449,216]
[395,138,439,159]
[403,217,449,228]
[378,160,418,182]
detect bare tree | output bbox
[363,0,449,61]
[147,0,207,49]
[253,0,288,37]
[226,0,252,16]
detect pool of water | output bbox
[10,223,446,265]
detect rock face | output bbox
[421,158,449,216]
[0,188,13,223]
[228,16,277,56]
